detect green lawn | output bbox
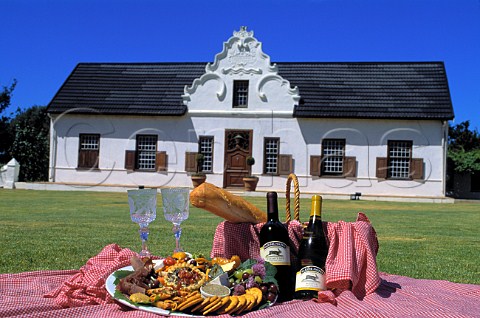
[0,189,478,285]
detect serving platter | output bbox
[106,257,276,316]
[106,260,205,317]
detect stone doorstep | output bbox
[12,182,455,204]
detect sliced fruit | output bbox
[129,292,151,304]
[220,261,237,272]
[172,251,187,260]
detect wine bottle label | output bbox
[295,265,326,292]
[302,230,313,239]
[260,241,291,266]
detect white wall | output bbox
[49,113,447,197]
[296,118,446,197]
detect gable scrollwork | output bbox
[257,74,300,102]
[184,27,300,107]
[206,26,272,75]
[182,73,226,104]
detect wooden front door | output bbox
[224,130,252,188]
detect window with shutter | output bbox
[78,134,99,169]
[136,135,157,170]
[125,150,136,170]
[156,151,167,172]
[411,158,424,180]
[78,150,87,168]
[278,154,293,175]
[264,138,280,175]
[387,140,412,179]
[376,157,388,179]
[310,155,322,176]
[185,152,198,173]
[321,139,345,176]
[198,136,214,173]
[343,156,357,178]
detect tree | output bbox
[0,79,16,115]
[9,106,50,181]
[448,149,480,174]
[0,80,17,164]
[0,119,10,164]
[447,120,480,174]
[448,121,480,152]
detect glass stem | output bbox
[139,225,151,257]
[173,223,183,252]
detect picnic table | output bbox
[1,238,479,317]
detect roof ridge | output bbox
[74,61,445,65]
[76,62,209,66]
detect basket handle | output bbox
[285,173,300,222]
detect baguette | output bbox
[189,182,266,224]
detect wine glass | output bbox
[161,188,190,253]
[128,188,157,258]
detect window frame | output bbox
[198,136,214,173]
[232,80,249,108]
[387,140,413,180]
[135,134,158,171]
[263,137,280,175]
[78,133,100,169]
[321,139,346,176]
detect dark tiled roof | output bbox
[47,62,454,120]
[281,62,454,119]
[47,63,205,116]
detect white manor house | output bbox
[46,27,454,199]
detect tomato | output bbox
[164,256,176,266]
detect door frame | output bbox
[223,129,253,188]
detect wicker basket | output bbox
[285,173,301,223]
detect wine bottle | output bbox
[294,195,329,300]
[259,192,293,302]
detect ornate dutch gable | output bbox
[183,27,300,110]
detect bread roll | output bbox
[190,182,266,224]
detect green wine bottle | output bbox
[294,195,328,300]
[259,192,293,302]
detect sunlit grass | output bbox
[0,189,478,285]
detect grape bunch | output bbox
[229,268,278,303]
[231,269,262,285]
[259,282,278,303]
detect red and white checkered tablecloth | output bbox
[1,244,479,317]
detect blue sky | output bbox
[1,0,479,130]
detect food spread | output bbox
[114,253,279,315]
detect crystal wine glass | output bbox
[128,188,157,258]
[161,188,190,253]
